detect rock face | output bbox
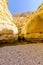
[13,3,43,42]
[13,12,33,17]
[0,0,18,42]
[20,12,33,17]
[13,12,33,38]
[22,3,43,42]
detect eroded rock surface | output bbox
[21,3,43,41]
[0,0,18,42]
[13,3,43,42]
[13,12,33,38]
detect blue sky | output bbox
[8,0,43,15]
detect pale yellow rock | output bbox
[0,0,18,42]
[22,3,43,41]
[37,3,43,12]
[13,12,33,38]
[33,3,43,15]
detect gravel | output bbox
[0,42,43,65]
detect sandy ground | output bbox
[0,42,43,65]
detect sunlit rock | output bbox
[22,3,43,42]
[0,0,18,42]
[13,12,33,39]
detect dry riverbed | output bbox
[0,41,43,65]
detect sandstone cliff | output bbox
[22,3,43,42]
[13,3,43,42]
[0,0,18,42]
[13,12,33,38]
[13,12,33,17]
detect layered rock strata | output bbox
[13,12,33,39]
[0,0,18,42]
